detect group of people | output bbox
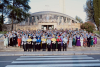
[4,29,97,51]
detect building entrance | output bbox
[42,25,54,30]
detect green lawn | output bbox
[0,31,7,34]
[93,31,100,35]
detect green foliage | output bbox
[93,31,100,35]
[93,0,100,30]
[75,16,83,23]
[0,0,10,24]
[81,21,95,33]
[7,0,31,30]
[84,0,94,22]
[0,31,7,34]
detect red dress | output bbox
[83,38,87,46]
[18,37,21,47]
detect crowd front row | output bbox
[3,29,97,51]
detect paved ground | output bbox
[0,55,100,67]
[0,50,100,56]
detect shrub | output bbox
[81,21,95,33]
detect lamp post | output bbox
[99,18,100,35]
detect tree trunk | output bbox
[11,17,13,31]
[2,4,3,24]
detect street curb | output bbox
[0,53,100,56]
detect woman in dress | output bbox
[4,34,9,48]
[80,35,83,47]
[72,34,76,47]
[76,33,81,46]
[17,35,22,47]
[83,35,87,47]
[90,34,94,47]
[68,35,72,48]
[93,35,97,46]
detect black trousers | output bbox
[87,41,90,47]
[63,43,67,51]
[58,43,61,51]
[33,42,36,51]
[23,43,26,51]
[52,43,56,51]
[10,38,13,46]
[47,44,51,51]
[42,43,46,51]
[26,44,31,51]
[37,43,41,50]
[13,37,16,46]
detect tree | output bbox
[93,0,100,31]
[0,0,10,24]
[7,0,31,30]
[75,16,83,23]
[0,0,10,31]
[81,21,95,33]
[84,0,94,22]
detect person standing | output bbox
[51,35,56,51]
[41,36,46,51]
[72,35,76,47]
[4,34,8,48]
[13,33,16,47]
[83,35,87,47]
[32,36,37,51]
[27,36,32,51]
[76,34,81,46]
[90,34,94,47]
[36,37,41,51]
[9,33,13,46]
[80,35,83,47]
[68,35,72,48]
[47,37,51,51]
[93,35,97,46]
[57,36,62,51]
[17,35,22,47]
[22,36,27,51]
[87,34,91,47]
[63,36,68,51]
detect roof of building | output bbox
[30,11,79,23]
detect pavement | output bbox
[0,50,100,56]
[0,55,100,67]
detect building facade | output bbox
[16,11,81,30]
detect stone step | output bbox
[0,47,100,52]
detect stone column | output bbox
[57,17,60,25]
[69,19,72,25]
[62,17,64,25]
[32,17,33,25]
[35,16,37,25]
[66,17,67,23]
[28,17,30,25]
[47,25,48,30]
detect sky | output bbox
[29,0,87,22]
[4,0,87,23]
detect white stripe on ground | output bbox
[0,61,12,62]
[20,55,88,58]
[5,63,100,67]
[12,60,100,63]
[16,57,94,60]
